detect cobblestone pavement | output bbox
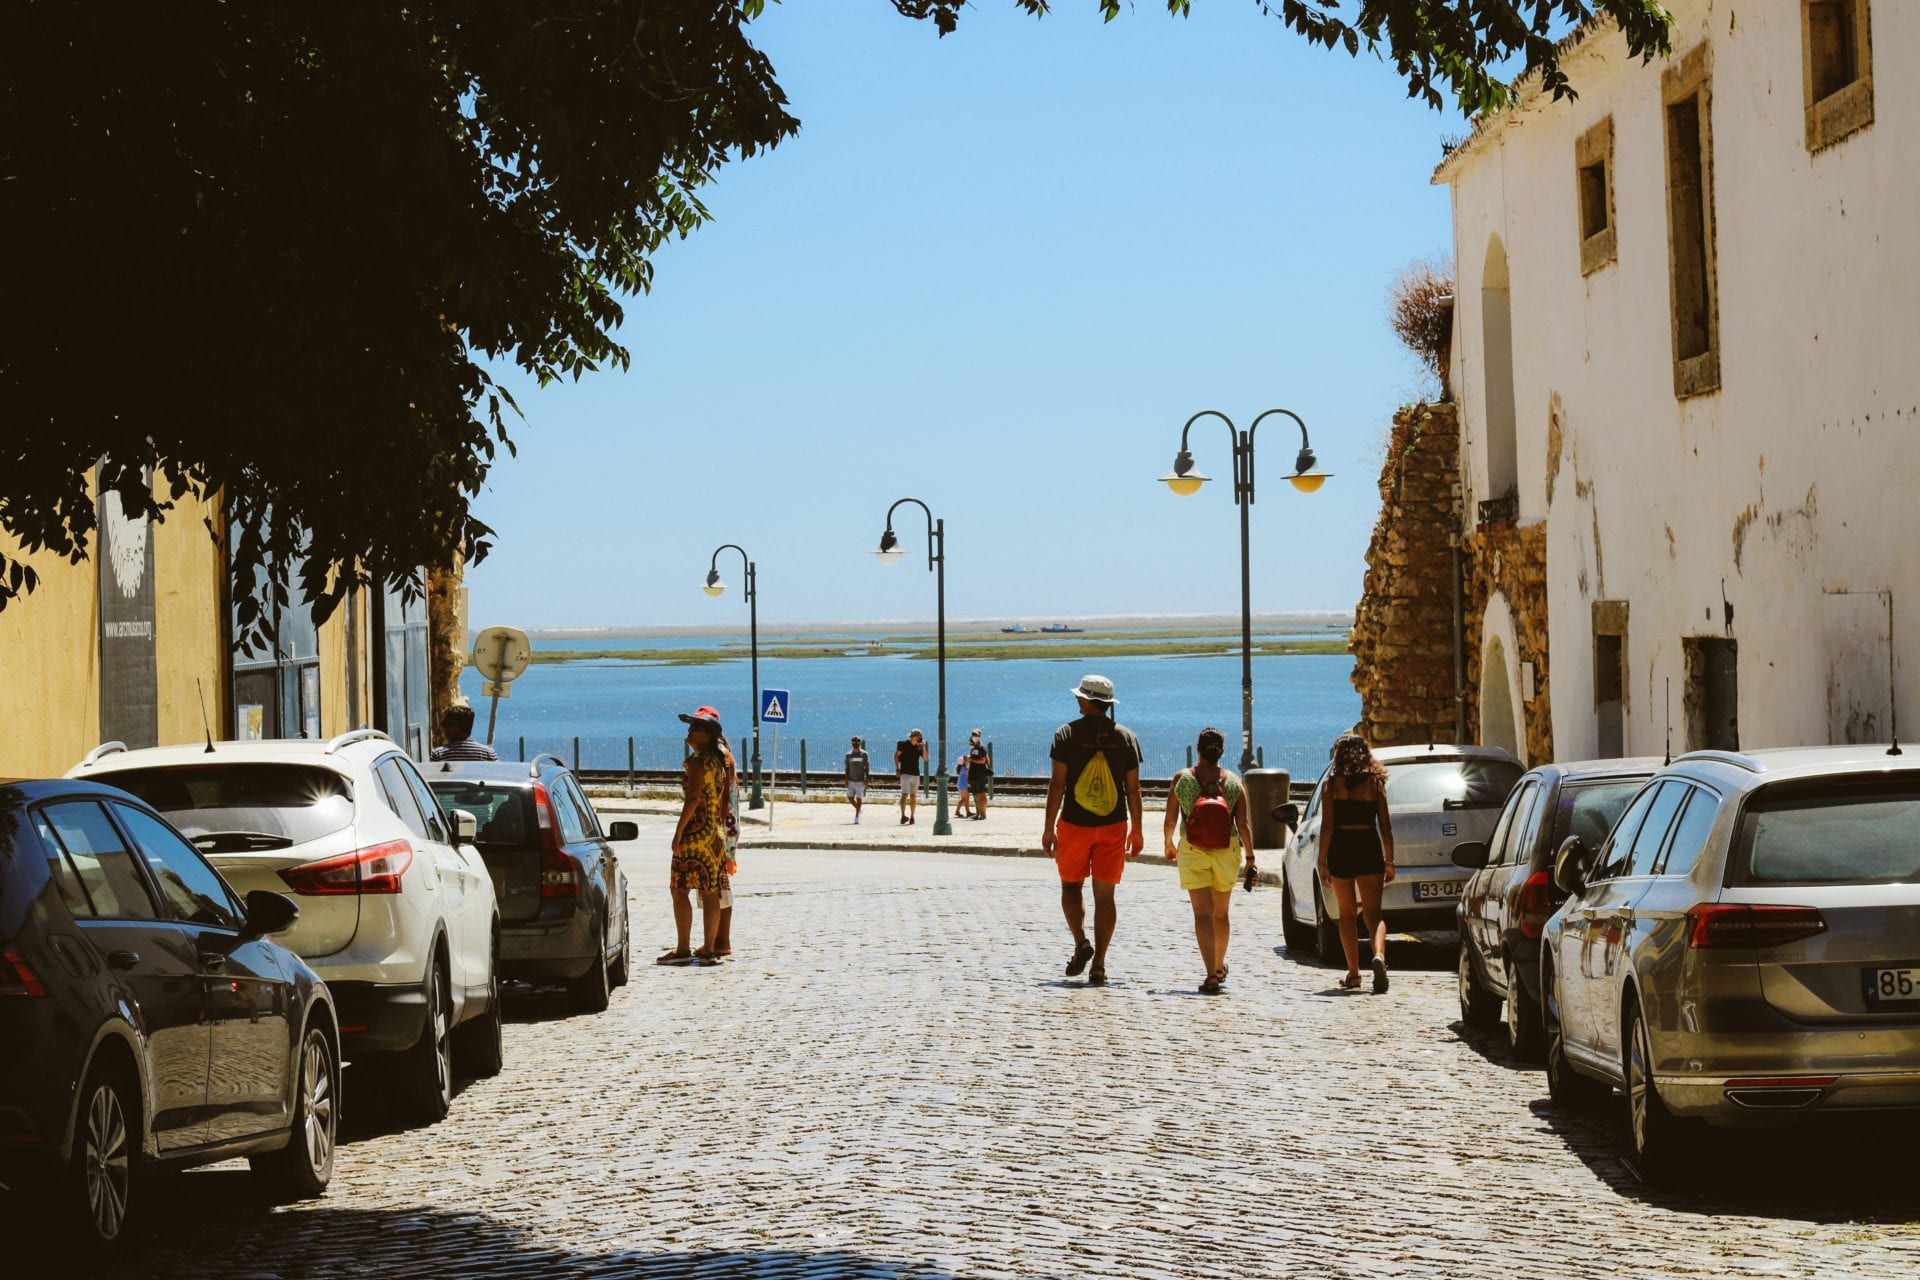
[28,830,1920,1279]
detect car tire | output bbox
[1314,892,1343,967]
[1457,937,1501,1028]
[251,1021,338,1200]
[1626,998,1696,1181]
[1279,871,1316,955]
[65,1057,137,1251]
[567,917,611,1014]
[1543,960,1609,1110]
[395,956,454,1125]
[608,905,631,989]
[454,930,504,1079]
[1505,956,1546,1060]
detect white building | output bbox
[1434,0,1915,763]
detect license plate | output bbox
[1865,967,1920,1002]
[1413,880,1462,902]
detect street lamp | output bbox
[701,544,764,810]
[1162,408,1332,772]
[873,498,951,836]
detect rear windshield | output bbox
[1733,780,1920,886]
[102,765,353,848]
[1552,780,1649,852]
[427,780,534,847]
[1384,758,1522,810]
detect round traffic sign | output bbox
[470,625,533,682]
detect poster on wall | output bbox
[300,665,322,740]
[238,704,266,741]
[97,470,159,749]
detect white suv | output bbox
[71,730,500,1123]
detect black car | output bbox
[427,756,634,1013]
[0,779,339,1250]
[1451,758,1657,1058]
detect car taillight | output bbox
[1517,871,1553,939]
[0,945,47,997]
[1686,904,1827,949]
[279,840,415,896]
[533,784,578,899]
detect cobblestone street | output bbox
[38,831,1920,1279]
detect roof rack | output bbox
[1673,749,1763,773]
[324,728,393,756]
[529,753,568,778]
[78,742,127,768]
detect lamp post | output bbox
[874,498,951,836]
[1162,408,1331,773]
[702,544,764,810]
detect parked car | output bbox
[1542,745,1920,1178]
[1453,757,1659,1057]
[1279,744,1523,960]
[70,730,500,1125]
[0,779,338,1249]
[426,755,635,1012]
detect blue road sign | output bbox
[760,688,791,724]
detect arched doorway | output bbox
[1481,635,1521,760]
[1481,235,1518,506]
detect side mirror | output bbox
[1553,836,1594,896]
[450,809,478,843]
[1450,841,1490,870]
[242,890,300,938]
[607,820,639,842]
[1272,803,1300,829]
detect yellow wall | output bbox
[0,486,225,778]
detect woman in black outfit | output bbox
[1316,734,1397,992]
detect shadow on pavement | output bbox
[13,1200,969,1280]
[1528,1096,1920,1223]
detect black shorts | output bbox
[1327,827,1385,879]
[968,773,989,794]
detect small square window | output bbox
[1574,117,1616,276]
[1803,0,1873,152]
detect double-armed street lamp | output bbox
[702,543,764,809]
[874,497,952,836]
[1161,408,1332,773]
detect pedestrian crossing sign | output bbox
[761,688,790,724]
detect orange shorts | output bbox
[1054,820,1129,884]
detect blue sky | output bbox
[464,0,1457,630]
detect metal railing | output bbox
[1476,490,1519,527]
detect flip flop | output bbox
[693,950,722,967]
[1065,940,1095,977]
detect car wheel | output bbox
[395,956,453,1124]
[1505,956,1546,1060]
[1313,891,1343,967]
[454,930,504,1079]
[608,902,631,989]
[1543,960,1608,1110]
[1457,937,1501,1028]
[66,1058,136,1250]
[251,1022,338,1200]
[1626,998,1696,1181]
[1279,871,1316,955]
[567,917,611,1014]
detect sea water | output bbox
[460,646,1360,780]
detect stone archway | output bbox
[1479,591,1527,764]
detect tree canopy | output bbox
[0,2,1669,645]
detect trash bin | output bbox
[1243,768,1293,849]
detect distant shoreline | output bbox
[507,610,1354,642]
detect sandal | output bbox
[1087,967,1107,987]
[1065,940,1095,977]
[693,949,722,967]
[1371,956,1390,994]
[655,950,694,966]
[1216,963,1229,988]
[1199,972,1221,995]
[1339,973,1363,990]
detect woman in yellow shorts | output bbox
[1162,727,1255,994]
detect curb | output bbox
[737,837,1289,884]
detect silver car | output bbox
[1543,745,1920,1178]
[1279,744,1522,960]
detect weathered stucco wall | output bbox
[1351,404,1462,747]
[1462,521,1552,766]
[1440,0,1920,759]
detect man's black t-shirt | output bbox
[1050,715,1142,827]
[896,739,923,774]
[966,743,990,773]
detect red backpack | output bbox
[1184,770,1235,849]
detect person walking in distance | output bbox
[1317,733,1397,992]
[1163,727,1255,994]
[894,729,925,825]
[965,729,992,821]
[661,706,729,966]
[1043,675,1144,986]
[844,736,871,824]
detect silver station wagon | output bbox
[1542,745,1920,1177]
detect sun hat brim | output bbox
[1069,682,1115,703]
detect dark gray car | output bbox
[428,757,634,1013]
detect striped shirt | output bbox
[431,737,499,762]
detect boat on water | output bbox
[1040,623,1084,634]
[1000,624,1030,634]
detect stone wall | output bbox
[1461,521,1553,765]
[1350,404,1462,746]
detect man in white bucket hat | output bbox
[1043,674,1144,986]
